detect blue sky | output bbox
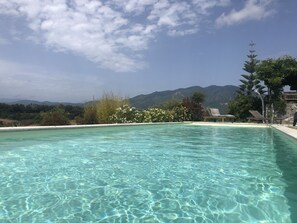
[0,0,296,102]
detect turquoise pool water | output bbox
[0,124,296,223]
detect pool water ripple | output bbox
[0,124,296,222]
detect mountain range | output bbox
[129,85,238,113]
[0,85,238,114]
[0,99,82,107]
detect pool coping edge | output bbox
[1,122,297,141]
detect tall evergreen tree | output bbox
[228,42,263,120]
[238,42,264,95]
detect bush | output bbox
[228,94,261,121]
[143,108,172,122]
[97,93,128,124]
[83,94,192,124]
[41,107,70,126]
[110,104,142,123]
[111,103,190,123]
[182,92,205,121]
[171,105,190,122]
[83,104,98,124]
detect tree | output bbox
[256,56,297,118]
[279,56,297,90]
[182,92,205,121]
[238,42,264,96]
[228,94,261,120]
[256,58,283,101]
[228,43,263,120]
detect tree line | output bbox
[0,92,206,126]
[228,42,297,122]
[0,103,83,126]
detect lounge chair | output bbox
[248,110,268,123]
[204,108,235,122]
[248,110,284,124]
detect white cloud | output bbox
[192,0,231,14]
[216,0,276,27]
[0,0,275,72]
[109,0,157,14]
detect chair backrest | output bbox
[249,110,263,118]
[209,108,221,117]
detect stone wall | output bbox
[282,102,297,124]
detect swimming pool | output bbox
[0,124,296,222]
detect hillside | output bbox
[1,85,239,114]
[129,85,238,114]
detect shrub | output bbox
[143,108,172,122]
[83,104,98,124]
[110,103,190,124]
[41,107,70,126]
[228,94,261,121]
[74,115,84,125]
[182,93,205,121]
[97,93,128,124]
[110,104,142,123]
[171,105,190,122]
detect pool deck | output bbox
[190,122,297,140]
[0,122,297,140]
[190,122,269,128]
[0,123,159,132]
[271,125,297,140]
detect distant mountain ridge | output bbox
[129,85,238,113]
[0,85,238,114]
[0,99,83,107]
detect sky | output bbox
[0,0,296,103]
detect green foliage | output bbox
[256,58,283,101]
[83,104,98,124]
[238,43,264,96]
[41,107,70,126]
[255,56,297,117]
[275,56,297,90]
[228,94,261,121]
[191,92,205,104]
[170,104,190,122]
[110,105,142,123]
[256,56,297,97]
[182,92,205,121]
[96,93,128,124]
[159,99,190,122]
[0,103,83,126]
[74,116,84,125]
[110,103,190,123]
[229,43,266,120]
[159,99,182,110]
[273,99,286,116]
[230,50,297,121]
[143,108,172,122]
